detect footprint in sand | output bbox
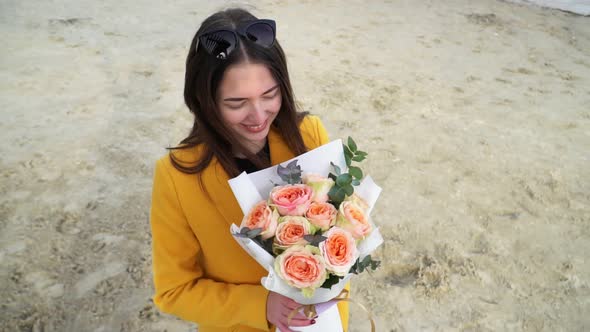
[74,261,127,298]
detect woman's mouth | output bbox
[241,120,268,133]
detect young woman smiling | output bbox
[149,8,349,332]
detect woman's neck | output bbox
[234,138,268,158]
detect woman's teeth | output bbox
[243,120,267,133]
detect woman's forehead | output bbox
[218,62,278,98]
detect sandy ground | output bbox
[1,0,589,331]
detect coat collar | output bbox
[201,126,296,227]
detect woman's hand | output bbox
[266,291,316,332]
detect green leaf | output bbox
[277,159,302,184]
[350,255,381,274]
[336,174,352,187]
[329,186,346,203]
[343,145,353,167]
[351,154,366,162]
[343,184,354,196]
[321,274,344,289]
[343,144,353,158]
[348,166,363,179]
[347,137,357,152]
[330,162,341,175]
[370,260,381,270]
[351,179,360,186]
[303,234,327,247]
[247,228,263,238]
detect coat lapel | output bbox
[268,126,295,165]
[200,158,243,227]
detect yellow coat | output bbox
[150,115,349,332]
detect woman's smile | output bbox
[242,119,269,133]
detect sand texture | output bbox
[1,0,589,331]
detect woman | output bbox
[150,8,349,332]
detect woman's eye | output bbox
[263,91,279,99]
[226,103,245,110]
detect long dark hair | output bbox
[168,8,308,179]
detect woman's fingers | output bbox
[285,318,315,327]
[267,291,316,331]
[276,322,298,332]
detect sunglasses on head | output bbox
[196,19,276,60]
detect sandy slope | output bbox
[1,0,589,331]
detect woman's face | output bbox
[217,62,281,155]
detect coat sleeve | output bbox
[150,157,270,330]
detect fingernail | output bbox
[311,319,316,324]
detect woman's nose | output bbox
[248,101,266,122]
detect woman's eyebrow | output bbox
[223,85,279,102]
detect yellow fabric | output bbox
[150,115,349,332]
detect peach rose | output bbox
[274,245,327,297]
[269,184,313,216]
[336,201,372,239]
[305,202,337,231]
[240,201,279,240]
[320,227,359,276]
[302,174,335,203]
[273,216,311,252]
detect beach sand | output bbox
[1,0,589,331]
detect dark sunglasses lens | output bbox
[200,31,236,58]
[245,23,275,47]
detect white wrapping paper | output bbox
[228,140,383,331]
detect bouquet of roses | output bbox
[229,138,382,331]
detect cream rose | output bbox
[269,184,313,216]
[240,201,279,240]
[302,174,335,203]
[335,201,372,239]
[344,193,369,212]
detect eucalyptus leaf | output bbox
[329,187,346,203]
[321,274,344,289]
[277,159,302,184]
[351,179,360,186]
[303,234,327,247]
[343,144,353,158]
[350,255,380,274]
[343,184,354,196]
[234,227,263,239]
[344,154,352,167]
[347,137,357,152]
[247,228,263,238]
[356,150,368,157]
[330,162,341,176]
[348,166,363,179]
[351,154,366,162]
[336,174,352,187]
